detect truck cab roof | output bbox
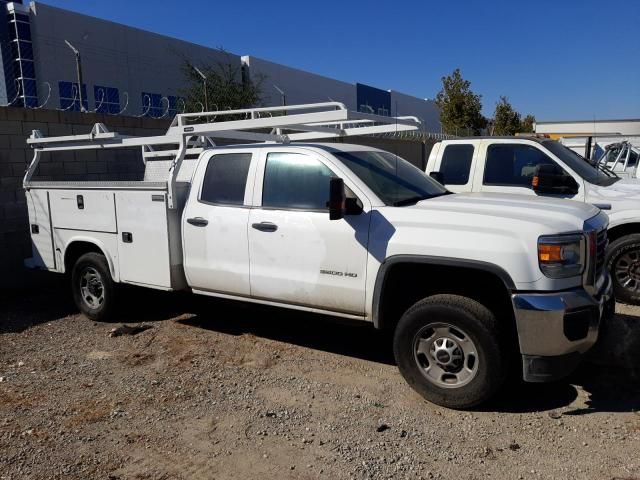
[209,142,387,153]
[442,136,547,143]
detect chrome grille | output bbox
[595,229,607,279]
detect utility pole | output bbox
[64,40,86,113]
[193,66,208,112]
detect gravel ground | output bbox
[1,281,639,480]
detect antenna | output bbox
[193,66,208,112]
[592,113,597,160]
[64,39,87,113]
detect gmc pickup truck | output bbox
[24,103,612,409]
[426,136,640,304]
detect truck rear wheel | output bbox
[71,252,116,321]
[393,294,506,409]
[606,234,640,305]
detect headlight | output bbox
[538,234,585,278]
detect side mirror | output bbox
[429,171,445,184]
[329,177,346,220]
[532,164,579,195]
[345,197,363,215]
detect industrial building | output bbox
[0,1,440,130]
[535,118,640,138]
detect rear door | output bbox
[247,148,370,315]
[432,142,478,193]
[182,150,257,296]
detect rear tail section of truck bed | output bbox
[25,181,189,291]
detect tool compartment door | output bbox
[115,190,172,288]
[49,190,117,232]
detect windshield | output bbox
[543,140,618,186]
[334,150,449,206]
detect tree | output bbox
[492,96,521,135]
[520,114,536,133]
[435,69,487,136]
[180,52,264,114]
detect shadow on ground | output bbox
[179,296,396,366]
[1,275,75,334]
[180,294,640,414]
[3,283,640,414]
[0,278,187,334]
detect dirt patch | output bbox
[64,399,112,426]
[1,287,639,479]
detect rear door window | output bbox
[200,153,252,205]
[440,144,474,185]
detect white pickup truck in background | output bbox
[426,136,640,304]
[24,103,612,409]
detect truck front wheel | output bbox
[71,252,116,321]
[606,234,640,305]
[393,294,506,409]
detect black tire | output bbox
[393,294,506,409]
[71,252,116,321]
[606,234,640,305]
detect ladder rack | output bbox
[24,102,421,208]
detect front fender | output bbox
[605,209,640,230]
[371,254,516,328]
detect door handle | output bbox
[251,222,278,232]
[187,217,208,227]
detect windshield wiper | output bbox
[392,192,449,206]
[392,190,453,206]
[393,195,431,206]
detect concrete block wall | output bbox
[0,106,170,289]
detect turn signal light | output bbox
[538,234,584,278]
[538,244,563,263]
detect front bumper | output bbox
[511,274,613,382]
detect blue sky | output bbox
[41,0,639,121]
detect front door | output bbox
[478,141,582,200]
[248,150,370,315]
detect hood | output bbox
[372,192,605,291]
[405,192,599,233]
[585,178,640,226]
[587,178,640,201]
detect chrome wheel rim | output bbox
[615,249,640,293]
[79,267,105,309]
[413,322,479,389]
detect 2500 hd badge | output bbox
[320,269,358,278]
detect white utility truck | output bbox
[426,136,640,304]
[24,103,612,409]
